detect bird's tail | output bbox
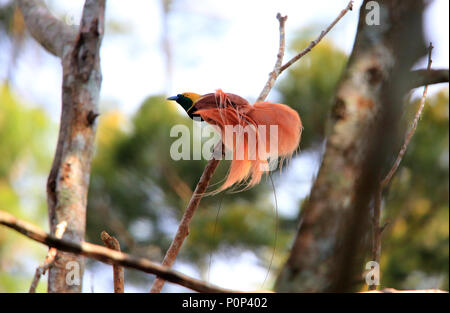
[196,90,302,193]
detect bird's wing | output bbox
[194,91,250,111]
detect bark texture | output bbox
[17,0,76,57]
[275,0,427,292]
[18,0,106,292]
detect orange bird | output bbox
[167,89,302,192]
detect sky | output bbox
[6,0,449,117]
[1,0,448,292]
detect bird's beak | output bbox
[167,95,178,101]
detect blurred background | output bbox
[0,0,448,292]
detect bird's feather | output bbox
[193,89,302,192]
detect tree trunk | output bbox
[275,0,427,292]
[18,0,106,292]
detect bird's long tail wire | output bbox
[261,171,278,289]
[207,192,225,283]
[206,172,279,289]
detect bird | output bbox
[167,89,302,192]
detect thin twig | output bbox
[29,221,67,293]
[381,44,433,188]
[369,42,434,290]
[0,210,235,293]
[256,13,288,102]
[257,0,353,101]
[278,0,353,74]
[101,231,124,293]
[151,1,353,293]
[150,144,223,292]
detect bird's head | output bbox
[167,92,202,114]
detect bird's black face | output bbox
[167,94,193,112]
[167,94,198,119]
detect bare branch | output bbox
[409,69,449,89]
[17,0,76,57]
[0,210,235,293]
[381,43,433,188]
[278,0,353,74]
[256,1,353,102]
[29,221,67,293]
[151,144,223,292]
[370,43,434,290]
[256,13,288,102]
[101,231,124,293]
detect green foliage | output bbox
[0,85,51,178]
[380,88,449,290]
[0,24,447,292]
[0,84,52,292]
[0,84,52,218]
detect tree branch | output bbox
[278,0,353,74]
[151,144,223,292]
[17,0,76,57]
[256,13,287,103]
[409,68,448,89]
[101,231,124,293]
[381,45,433,188]
[369,43,434,290]
[257,1,353,102]
[0,210,235,293]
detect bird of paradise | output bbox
[168,89,302,192]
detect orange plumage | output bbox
[168,89,302,192]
